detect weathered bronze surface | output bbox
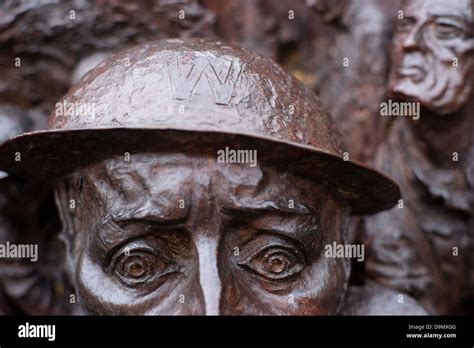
[0,0,471,316]
[0,39,400,215]
[0,0,216,315]
[0,38,405,315]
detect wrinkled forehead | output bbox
[403,0,472,21]
[76,153,331,219]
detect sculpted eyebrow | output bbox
[111,216,187,227]
[93,215,187,257]
[432,15,470,27]
[221,200,312,217]
[221,202,319,246]
[106,202,190,225]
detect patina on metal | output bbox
[0,39,404,315]
[0,39,400,214]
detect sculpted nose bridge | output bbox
[403,23,426,51]
[194,235,222,315]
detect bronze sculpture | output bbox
[0,38,425,315]
[0,0,216,316]
[363,0,474,314]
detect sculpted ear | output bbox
[54,178,88,290]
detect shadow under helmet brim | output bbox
[0,127,400,215]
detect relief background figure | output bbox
[362,0,474,314]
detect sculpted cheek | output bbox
[278,235,346,315]
[76,248,206,315]
[76,251,139,314]
[219,256,345,315]
[300,257,347,314]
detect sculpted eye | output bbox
[112,247,175,287]
[238,246,305,281]
[433,22,464,40]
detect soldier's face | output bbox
[61,153,348,315]
[389,0,474,115]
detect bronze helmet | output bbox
[0,39,399,214]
